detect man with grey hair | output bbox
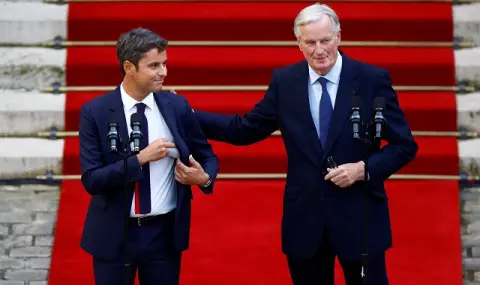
[79,27,218,285]
[194,3,417,285]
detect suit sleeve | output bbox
[184,99,219,194]
[367,71,418,181]
[194,72,279,145]
[79,104,143,195]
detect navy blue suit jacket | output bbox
[195,53,418,260]
[79,86,218,261]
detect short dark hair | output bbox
[116,27,168,76]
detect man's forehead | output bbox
[301,33,335,40]
[142,49,167,60]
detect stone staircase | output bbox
[0,0,479,284]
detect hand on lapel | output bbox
[175,155,210,186]
[137,138,176,165]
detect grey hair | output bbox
[116,27,168,76]
[293,3,341,39]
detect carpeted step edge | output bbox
[1,47,478,91]
[0,138,477,179]
[2,90,479,135]
[1,1,479,44]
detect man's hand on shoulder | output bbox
[324,161,365,188]
[175,155,210,186]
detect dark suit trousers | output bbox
[286,230,388,285]
[93,210,181,285]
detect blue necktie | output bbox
[319,77,333,148]
[135,103,151,214]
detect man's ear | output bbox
[336,31,341,45]
[297,38,303,52]
[123,60,136,75]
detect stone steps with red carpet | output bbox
[48,1,468,284]
[0,0,478,285]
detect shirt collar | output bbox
[120,83,155,112]
[308,51,342,85]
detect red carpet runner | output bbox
[48,1,463,285]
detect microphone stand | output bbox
[109,135,136,285]
[354,113,384,285]
[354,119,373,285]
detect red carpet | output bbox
[49,180,463,285]
[67,2,453,42]
[61,136,459,175]
[66,46,455,86]
[65,91,458,132]
[49,1,462,285]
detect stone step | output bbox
[1,89,479,134]
[0,137,478,179]
[458,92,480,134]
[454,3,480,45]
[0,138,63,180]
[0,46,479,91]
[456,48,480,85]
[0,48,65,91]
[0,89,65,134]
[460,139,480,176]
[465,258,480,271]
[1,1,479,44]
[0,1,67,45]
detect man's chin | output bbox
[151,84,163,92]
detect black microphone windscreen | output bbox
[130,113,142,125]
[351,96,362,108]
[374,97,385,109]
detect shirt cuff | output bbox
[359,161,370,181]
[202,179,212,187]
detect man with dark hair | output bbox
[78,27,218,285]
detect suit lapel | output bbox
[154,92,189,205]
[293,61,324,167]
[153,92,187,160]
[321,54,359,164]
[109,86,131,152]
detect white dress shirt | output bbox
[120,84,177,217]
[308,51,343,138]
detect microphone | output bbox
[373,97,386,139]
[130,113,143,154]
[350,96,361,139]
[107,113,119,152]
